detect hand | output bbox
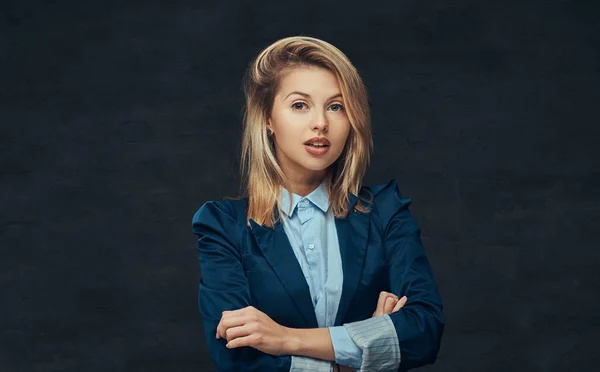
[372,291,407,317]
[216,306,290,356]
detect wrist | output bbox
[282,327,335,360]
[283,327,303,355]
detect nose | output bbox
[312,109,328,133]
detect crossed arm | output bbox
[215,292,407,369]
[194,185,444,371]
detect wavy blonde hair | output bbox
[233,36,374,228]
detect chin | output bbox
[301,158,336,171]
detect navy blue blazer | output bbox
[192,178,444,371]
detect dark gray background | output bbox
[2,0,599,371]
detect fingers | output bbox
[383,297,396,314]
[383,291,399,301]
[216,316,227,339]
[392,296,407,312]
[216,320,222,339]
[372,292,409,317]
[373,291,388,317]
[216,307,254,340]
[373,291,399,317]
[226,333,261,349]
[224,324,252,342]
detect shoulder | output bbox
[191,197,248,233]
[362,178,411,207]
[362,178,418,234]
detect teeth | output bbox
[308,143,326,147]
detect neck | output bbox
[284,172,328,197]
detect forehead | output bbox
[277,67,341,97]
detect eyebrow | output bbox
[284,91,343,101]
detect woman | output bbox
[192,36,444,371]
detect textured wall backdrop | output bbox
[1,0,599,371]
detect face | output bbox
[267,66,351,183]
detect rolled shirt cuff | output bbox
[329,326,363,369]
[343,314,401,372]
[290,356,333,372]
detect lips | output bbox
[304,143,330,156]
[304,137,331,147]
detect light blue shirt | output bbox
[278,180,363,370]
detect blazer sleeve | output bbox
[380,179,445,370]
[337,180,444,372]
[192,200,292,372]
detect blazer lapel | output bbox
[247,191,370,329]
[334,193,370,326]
[249,211,318,328]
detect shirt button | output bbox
[308,244,315,249]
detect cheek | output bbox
[274,112,307,137]
[272,120,302,154]
[332,120,351,145]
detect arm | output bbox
[216,302,406,371]
[336,181,444,371]
[215,304,336,371]
[328,326,362,369]
[328,293,407,370]
[192,201,292,372]
[231,296,404,370]
[380,181,445,370]
[193,201,335,372]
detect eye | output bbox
[292,102,308,111]
[329,103,345,112]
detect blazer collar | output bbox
[248,190,368,328]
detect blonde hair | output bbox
[233,36,374,228]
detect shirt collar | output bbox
[279,179,330,217]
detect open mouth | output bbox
[304,143,330,156]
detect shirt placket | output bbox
[297,199,321,308]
